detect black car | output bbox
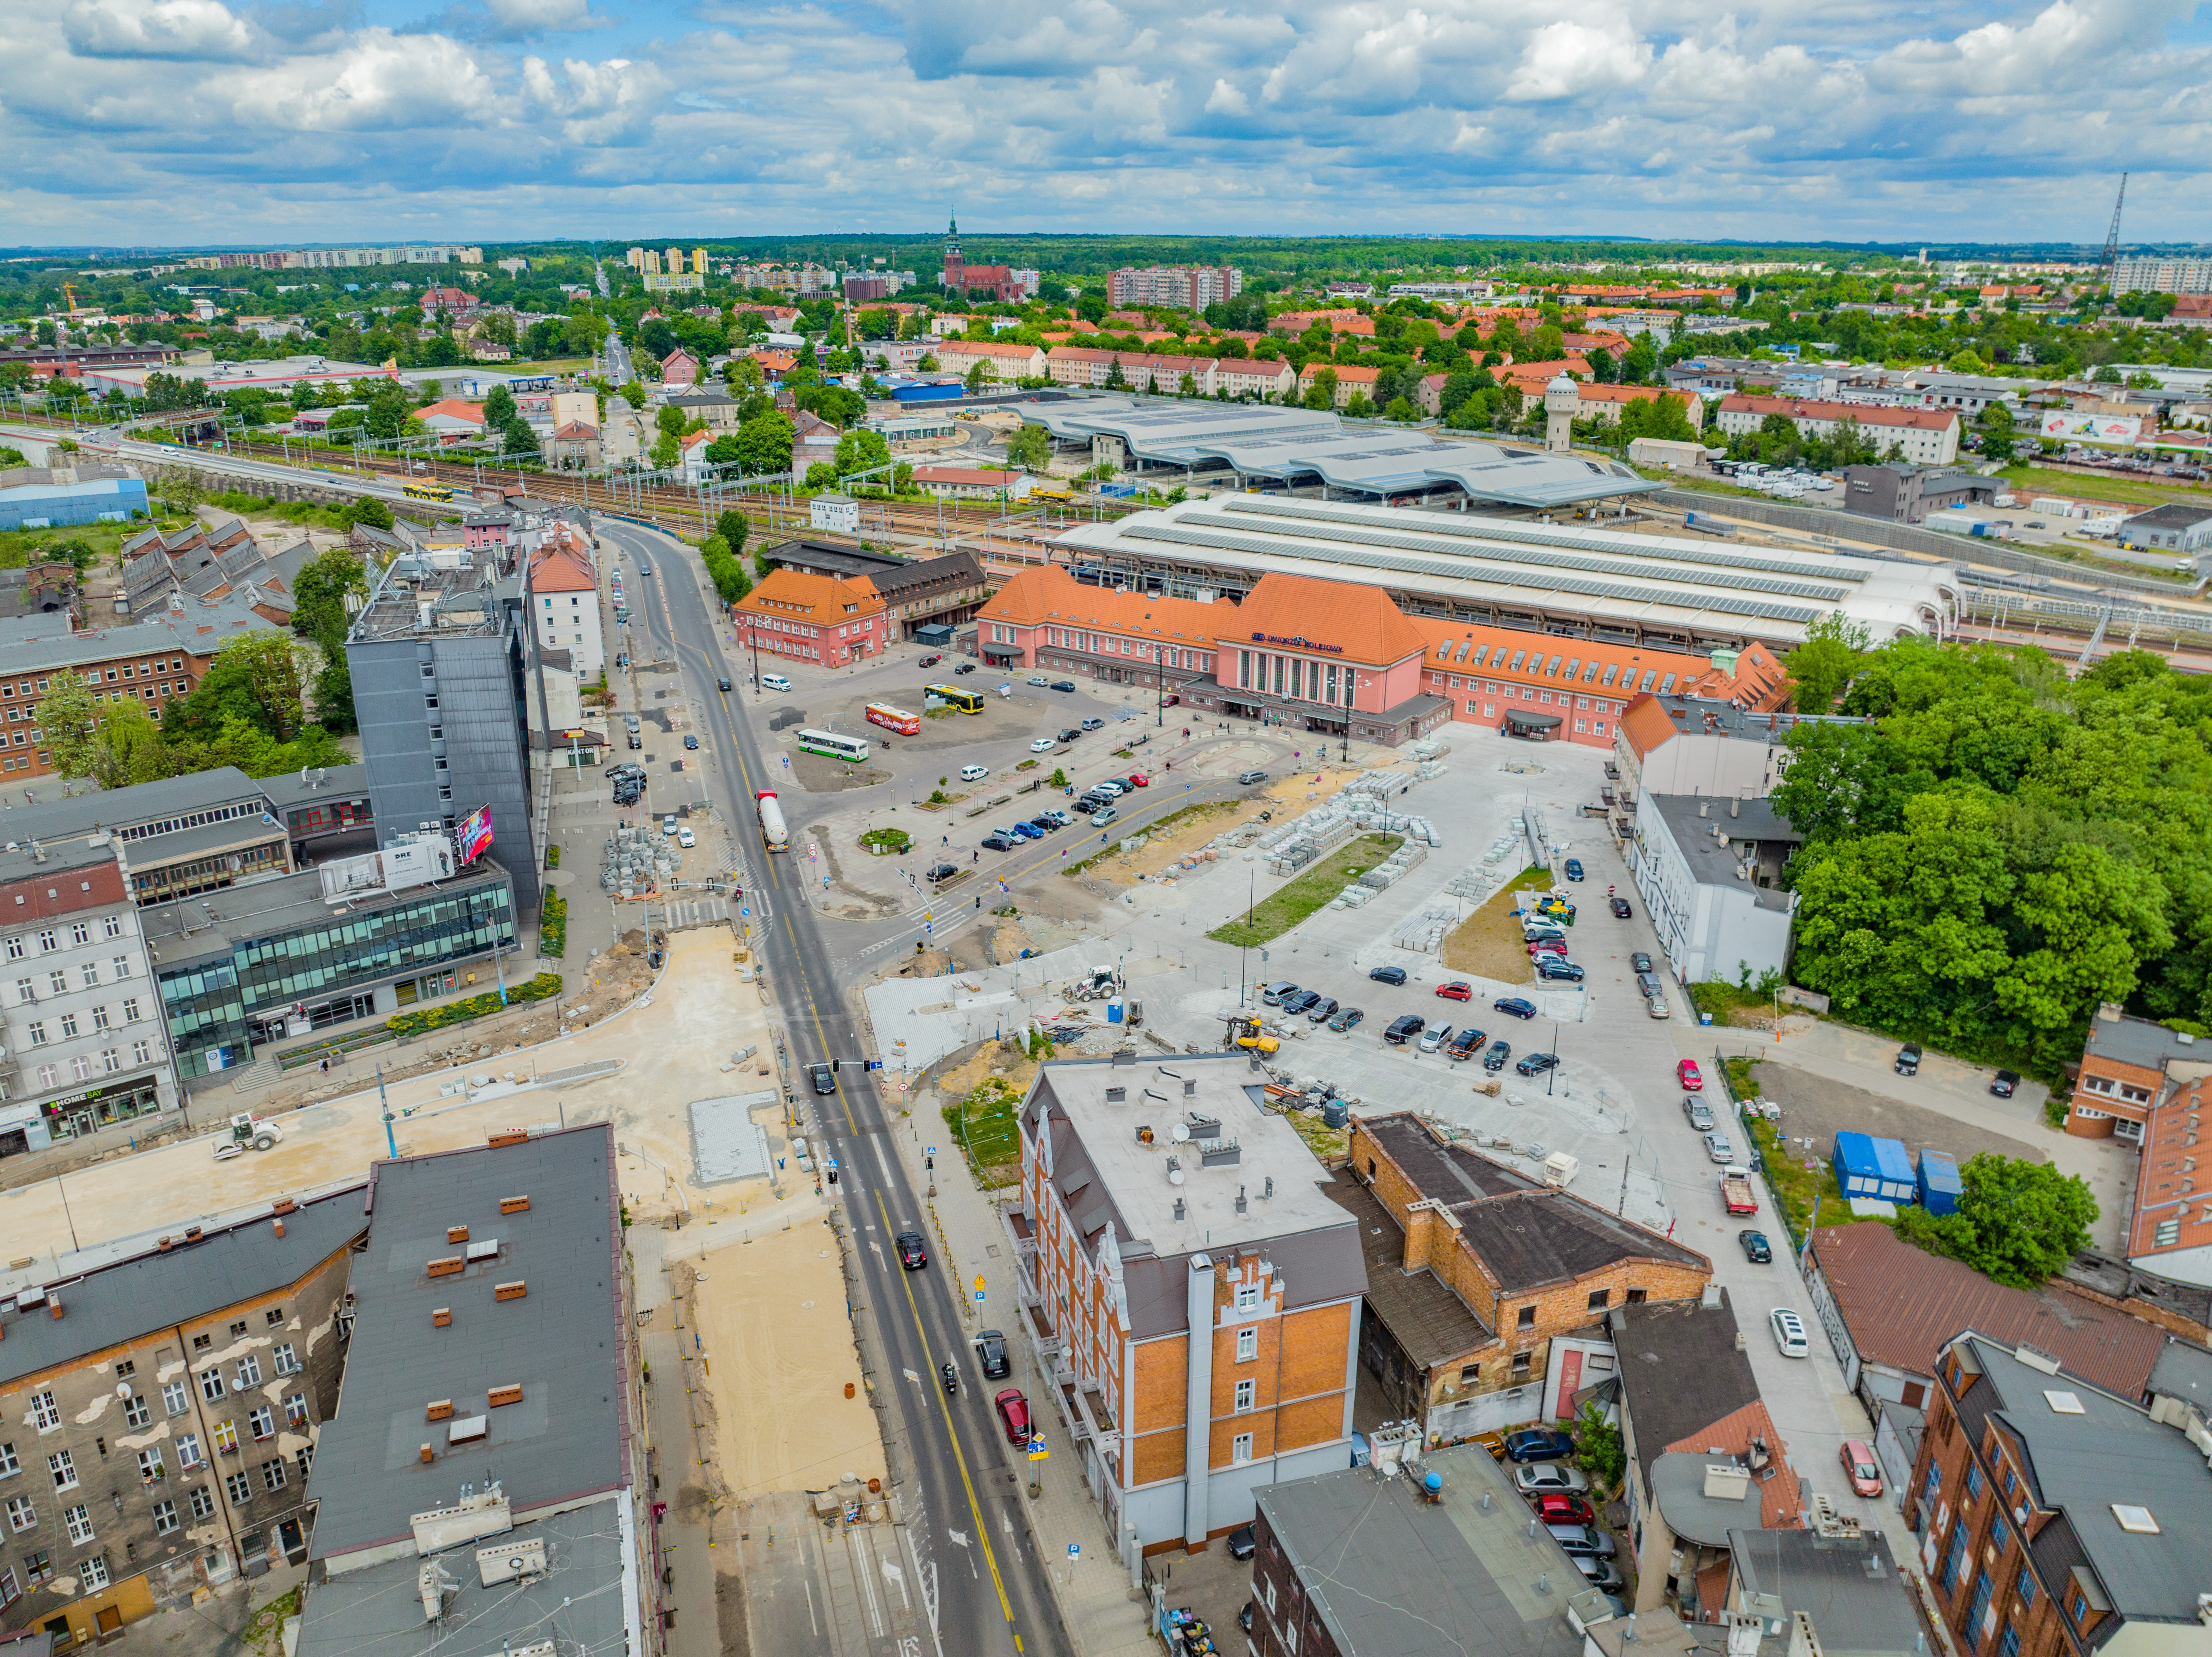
[1516,1052,1561,1076]
[716,676,732,692]
[926,863,959,883]
[1050,680,1076,692]
[1483,1041,1512,1071]
[896,1231,928,1269]
[1326,1007,1364,1032]
[1383,1014,1425,1045]
[1369,965,1408,986]
[1895,1042,1923,1076]
[1494,997,1538,1020]
[1445,1028,1486,1060]
[1564,858,1585,881]
[919,654,942,667]
[1028,817,1058,834]
[1609,896,1632,918]
[1990,1069,2020,1098]
[1281,990,1322,1016]
[683,734,699,750]
[981,832,1018,851]
[809,1062,836,1096]
[976,1328,1010,1379]
[1226,1524,1257,1561]
[1305,997,1340,1023]
[1535,960,1585,983]
[954,662,977,674]
[1503,1428,1576,1464]
[1739,1230,1773,1264]
[1058,728,1082,743]
[1630,952,1652,974]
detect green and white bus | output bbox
[796,727,871,764]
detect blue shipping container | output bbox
[893,382,967,403]
[1832,1132,1883,1199]
[1917,1150,1963,1217]
[1870,1136,1917,1201]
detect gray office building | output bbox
[347,552,539,915]
[1841,464,1999,524]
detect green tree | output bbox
[1979,403,2017,464]
[291,548,369,644]
[1570,1402,1626,1493]
[716,508,750,558]
[804,461,839,492]
[734,411,795,476]
[1895,1154,2098,1288]
[166,631,317,744]
[36,671,109,786]
[482,383,516,427]
[341,494,393,531]
[1381,395,1418,422]
[964,363,987,395]
[1302,368,1337,410]
[1784,614,1871,714]
[365,383,410,440]
[1004,424,1052,472]
[503,416,539,458]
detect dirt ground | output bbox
[681,1222,885,1499]
[1440,878,1540,983]
[1089,766,1373,884]
[1745,1059,2049,1168]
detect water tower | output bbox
[1543,374,1580,453]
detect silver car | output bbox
[1704,1129,1735,1163]
[1418,1023,1453,1053]
[1683,1098,1715,1132]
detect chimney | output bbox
[272,1198,297,1216]
[272,1219,286,1238]
[500,1195,530,1214]
[2096,1002,2124,1023]
[1730,797,1740,818]
[426,1400,454,1421]
[48,1297,62,1321]
[447,1225,470,1244]
[1698,800,1709,817]
[494,1281,527,1302]
[488,1384,523,1408]
[420,1444,435,1464]
[433,1308,452,1328]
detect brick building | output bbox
[0,1187,363,1642]
[2067,1003,2208,1142]
[1904,1333,2212,1657]
[1333,1114,1710,1442]
[2123,1073,2212,1287]
[1004,1053,1367,1563]
[1715,396,1960,466]
[730,568,889,669]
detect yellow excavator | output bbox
[1224,1014,1279,1054]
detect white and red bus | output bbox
[865,701,921,736]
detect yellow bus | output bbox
[924,683,985,714]
[403,481,457,502]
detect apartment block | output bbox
[1004,1053,1366,1562]
[1904,1333,2212,1657]
[0,839,180,1157]
[1333,1114,1709,1442]
[1106,266,1243,310]
[0,1187,363,1642]
[2068,1003,2210,1143]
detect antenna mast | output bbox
[2096,173,2128,302]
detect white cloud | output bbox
[63,0,257,60]
[482,0,609,35]
[1205,76,1249,114]
[1506,19,1654,100]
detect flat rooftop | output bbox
[144,856,512,970]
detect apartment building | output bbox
[1628,794,1802,987]
[2111,258,2212,296]
[1715,396,1960,466]
[2067,1005,2210,1142]
[1611,683,1832,812]
[0,1187,363,1642]
[931,340,1046,382]
[1106,266,1243,311]
[0,839,179,1157]
[2122,1072,2212,1287]
[1332,1115,1709,1441]
[1004,1053,1366,1561]
[1295,362,1382,409]
[1216,361,1297,401]
[1905,1333,2212,1657]
[730,568,889,668]
[525,526,603,679]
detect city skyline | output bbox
[3,0,2210,246]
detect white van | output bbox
[960,764,990,782]
[759,673,793,692]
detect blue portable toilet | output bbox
[1917,1150,1963,1217]
[1870,1137,1917,1201]
[1832,1132,1884,1199]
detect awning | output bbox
[1504,709,1563,729]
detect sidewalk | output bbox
[874,1075,1160,1657]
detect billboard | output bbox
[2040,411,2142,445]
[457,806,494,866]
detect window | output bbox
[162,1381,188,1417]
[133,1040,153,1066]
[248,1407,275,1442]
[24,1022,44,1048]
[188,1488,215,1521]
[1966,1465,1986,1503]
[1511,1352,1532,1378]
[81,1554,110,1591]
[265,1307,286,1328]
[36,931,56,953]
[22,1551,49,1586]
[1587,1289,1611,1311]
[1236,1328,1258,1363]
[121,998,141,1023]
[80,963,99,990]
[2017,1567,2037,1611]
[111,956,131,981]
[69,924,90,947]
[211,1421,238,1453]
[1942,1525,1968,1591]
[46,1452,75,1491]
[1459,1364,1481,1385]
[228,1320,247,1339]
[1989,1514,2009,1556]
[4,1498,33,1534]
[0,1445,14,1479]
[152,1500,178,1536]
[123,1395,149,1429]
[1231,1433,1253,1466]
[1234,1284,1260,1315]
[136,1449,163,1482]
[1625,1288,1648,1304]
[0,1566,15,1608]
[235,1355,262,1388]
[175,1434,202,1470]
[63,1504,92,1545]
[261,1458,286,1493]
[1516,1305,1536,1329]
[199,1369,225,1401]
[47,974,66,998]
[2070,1593,2087,1624]
[271,1343,299,1376]
[224,1473,252,1507]
[1966,1570,1995,1650]
[60,1012,78,1039]
[294,1447,313,1481]
[191,1332,212,1351]
[283,1394,308,1429]
[1998,1627,2021,1657]
[104,916,123,939]
[23,1386,52,1429]
[1234,1378,1256,1413]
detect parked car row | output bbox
[1500,1433,1623,1592]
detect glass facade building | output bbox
[159,875,515,1078]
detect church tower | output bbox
[942,213,964,293]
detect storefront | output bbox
[1504,709,1564,741]
[33,1074,167,1146]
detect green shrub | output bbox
[387,972,562,1038]
[539,892,567,959]
[545,845,562,869]
[860,828,912,853]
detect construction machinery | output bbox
[1224,1014,1279,1054]
[212,1114,284,1159]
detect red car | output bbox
[1530,1492,1597,1527]
[994,1388,1032,1446]
[1839,1439,1883,1497]
[1528,940,1569,957]
[1125,773,1150,788]
[1678,1059,1703,1091]
[1436,981,1474,1001]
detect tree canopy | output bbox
[1892,1153,2098,1287]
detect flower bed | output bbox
[387,972,562,1038]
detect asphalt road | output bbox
[597,518,1076,1657]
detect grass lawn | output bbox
[1726,1055,1853,1247]
[943,1075,1025,1179]
[1439,863,1554,982]
[1208,833,1403,948]
[2000,463,2211,512]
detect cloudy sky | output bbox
[4,0,2209,248]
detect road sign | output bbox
[1067,1544,1079,1559]
[826,1157,839,1171]
[740,907,751,917]
[866,1059,882,1071]
[973,1290,985,1303]
[1029,1449,1048,1461]
[926,1146,937,1157]
[1028,1434,1045,1452]
[973,1275,985,1293]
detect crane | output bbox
[2095,173,2128,303]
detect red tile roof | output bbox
[1719,395,1958,433]
[1238,571,1427,665]
[732,567,883,625]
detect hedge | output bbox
[386,972,562,1038]
[540,892,567,959]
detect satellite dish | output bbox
[1168,1169,1185,1186]
[116,1383,132,1399]
[1170,1123,1189,1143]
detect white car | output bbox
[961,764,990,781]
[1703,1130,1734,1163]
[1027,674,1051,686]
[1514,1463,1591,1496]
[1029,737,1056,753]
[1769,1308,1810,1358]
[677,827,696,848]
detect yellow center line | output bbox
[871,1184,1022,1643]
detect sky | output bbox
[4,0,2211,249]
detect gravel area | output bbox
[1744,1059,2049,1167]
